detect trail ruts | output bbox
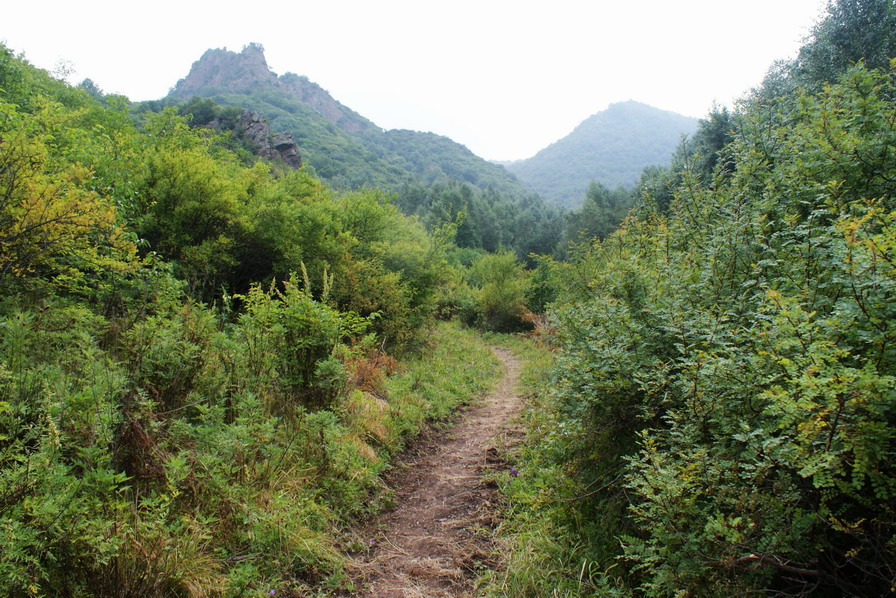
[354,347,524,598]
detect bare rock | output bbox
[271,132,302,169]
[171,43,378,137]
[239,110,302,169]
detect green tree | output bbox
[466,251,531,332]
[565,181,631,241]
[795,0,896,87]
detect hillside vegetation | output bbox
[507,101,698,208]
[155,44,563,260]
[491,1,896,595]
[0,44,522,596]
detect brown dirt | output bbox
[352,347,524,597]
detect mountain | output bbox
[167,44,535,199]
[507,101,699,208]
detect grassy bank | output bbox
[0,314,500,597]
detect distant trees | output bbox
[564,181,632,242]
[394,180,564,260]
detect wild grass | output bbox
[0,301,500,597]
[477,332,618,597]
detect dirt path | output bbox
[354,347,524,597]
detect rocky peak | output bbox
[170,44,276,99]
[170,44,377,136]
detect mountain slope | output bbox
[168,44,534,200]
[507,101,699,208]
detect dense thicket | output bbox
[0,44,507,596]
[495,2,896,595]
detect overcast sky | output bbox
[5,0,828,161]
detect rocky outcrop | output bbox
[170,43,376,137]
[278,73,372,135]
[171,43,275,97]
[240,110,301,169]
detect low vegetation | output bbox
[0,44,507,596]
[3,1,895,595]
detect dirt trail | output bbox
[354,347,524,597]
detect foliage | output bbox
[0,98,138,295]
[0,45,503,597]
[564,182,633,242]
[794,0,896,89]
[754,0,896,102]
[464,251,532,333]
[633,105,739,215]
[395,180,564,260]
[508,60,896,596]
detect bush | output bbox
[466,251,532,332]
[235,275,369,412]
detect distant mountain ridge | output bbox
[167,45,696,218]
[507,101,699,207]
[167,44,536,200]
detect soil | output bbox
[352,347,524,597]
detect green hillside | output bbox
[158,44,562,258]
[507,100,698,207]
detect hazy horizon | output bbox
[4,0,828,160]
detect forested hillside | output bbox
[155,44,563,259]
[493,1,896,595]
[0,43,533,595]
[507,101,698,208]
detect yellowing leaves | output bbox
[0,99,136,289]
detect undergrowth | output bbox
[0,306,499,597]
[478,332,614,597]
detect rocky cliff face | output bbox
[170,43,375,136]
[172,43,274,96]
[239,110,301,169]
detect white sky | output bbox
[4,0,827,161]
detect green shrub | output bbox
[466,251,532,332]
[235,276,369,412]
[521,63,896,596]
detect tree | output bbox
[466,251,531,332]
[0,99,136,292]
[565,181,631,241]
[794,0,896,87]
